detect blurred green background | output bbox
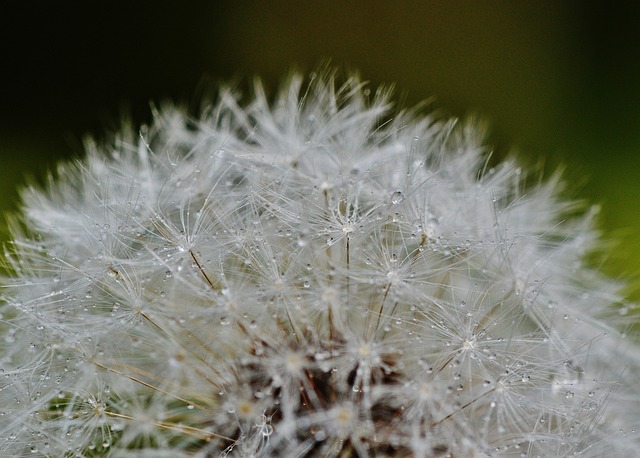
[1,1,639,299]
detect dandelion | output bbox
[1,70,639,457]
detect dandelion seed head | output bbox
[1,70,639,456]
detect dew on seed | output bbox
[391,191,405,205]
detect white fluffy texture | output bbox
[1,73,639,457]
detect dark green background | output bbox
[1,2,639,298]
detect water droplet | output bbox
[303,280,310,288]
[391,191,404,205]
[220,317,231,326]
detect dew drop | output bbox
[391,191,405,205]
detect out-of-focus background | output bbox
[1,2,639,298]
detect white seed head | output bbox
[1,71,639,457]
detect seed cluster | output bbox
[1,73,639,457]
